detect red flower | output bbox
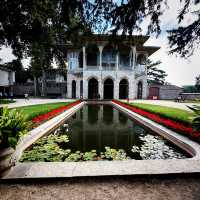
[112,100,200,142]
[32,100,81,125]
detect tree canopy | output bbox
[146,59,168,85]
[0,0,199,59]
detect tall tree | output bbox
[195,75,200,92]
[146,59,168,85]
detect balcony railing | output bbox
[119,65,132,71]
[86,65,100,70]
[135,64,146,77]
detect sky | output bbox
[0,0,199,87]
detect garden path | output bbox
[1,98,75,108]
[126,100,199,112]
[0,176,200,200]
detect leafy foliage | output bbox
[146,59,167,85]
[187,105,200,131]
[20,135,70,162]
[20,133,130,162]
[0,0,199,62]
[0,107,30,149]
[103,147,129,160]
[195,75,200,92]
[183,85,200,93]
[0,99,16,105]
[131,135,185,159]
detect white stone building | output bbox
[0,66,15,97]
[67,34,159,100]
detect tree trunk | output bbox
[41,69,47,97]
[33,76,40,96]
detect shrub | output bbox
[0,107,30,149]
[188,105,200,131]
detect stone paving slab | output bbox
[3,159,200,179]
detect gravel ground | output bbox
[0,176,200,200]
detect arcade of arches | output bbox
[73,78,144,100]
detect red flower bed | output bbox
[32,100,81,125]
[112,100,200,142]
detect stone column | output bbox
[98,46,103,70]
[129,78,135,100]
[67,76,72,98]
[76,79,80,99]
[83,78,88,99]
[99,79,103,100]
[116,52,119,71]
[114,79,119,99]
[83,46,86,70]
[131,46,136,70]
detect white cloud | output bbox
[0,46,16,63]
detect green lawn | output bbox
[129,103,196,125]
[15,102,71,121]
[0,99,16,104]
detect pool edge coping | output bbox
[2,100,200,180]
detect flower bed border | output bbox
[112,100,200,142]
[32,100,81,125]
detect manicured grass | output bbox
[129,103,196,125]
[15,102,71,121]
[0,99,16,104]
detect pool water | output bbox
[21,104,189,162]
[56,104,188,159]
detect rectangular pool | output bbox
[20,103,190,162]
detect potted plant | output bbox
[0,107,30,177]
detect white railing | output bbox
[102,66,116,71]
[135,64,146,77]
[119,65,132,71]
[86,66,100,70]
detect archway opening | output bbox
[88,78,98,99]
[72,80,76,98]
[104,78,114,99]
[137,81,143,99]
[119,79,128,99]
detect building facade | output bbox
[67,35,159,100]
[0,66,15,97]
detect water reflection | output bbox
[66,104,154,157]
[103,105,113,125]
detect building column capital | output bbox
[98,45,104,52]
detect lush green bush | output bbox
[0,107,30,149]
[188,105,200,131]
[0,99,15,104]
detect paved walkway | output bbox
[1,98,199,111]
[126,100,199,112]
[0,176,200,200]
[1,98,75,108]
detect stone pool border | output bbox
[2,101,200,179]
